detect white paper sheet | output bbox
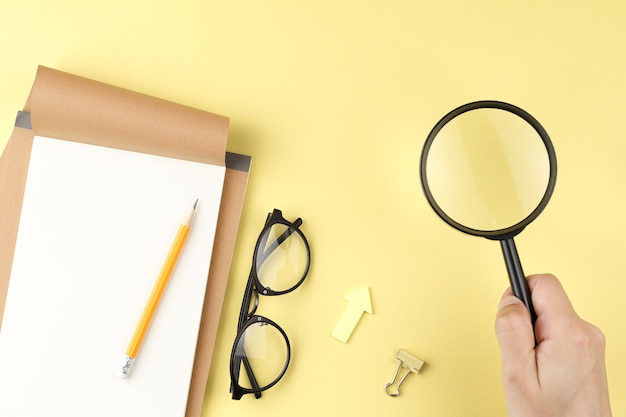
[0,136,225,417]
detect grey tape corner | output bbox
[15,111,32,129]
[226,152,252,172]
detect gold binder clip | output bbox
[385,349,424,397]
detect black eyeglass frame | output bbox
[229,209,311,400]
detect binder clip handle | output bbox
[385,349,424,397]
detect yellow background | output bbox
[1,1,624,416]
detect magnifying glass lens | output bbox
[425,108,551,232]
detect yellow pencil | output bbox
[119,199,198,378]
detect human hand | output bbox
[495,273,612,417]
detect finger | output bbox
[495,292,537,381]
[527,273,575,316]
[527,274,577,341]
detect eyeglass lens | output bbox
[255,223,308,293]
[233,320,289,391]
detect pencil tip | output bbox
[193,199,198,210]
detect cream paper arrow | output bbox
[331,287,373,343]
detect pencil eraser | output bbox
[118,355,134,379]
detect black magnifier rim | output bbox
[420,100,557,240]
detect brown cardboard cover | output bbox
[0,66,249,417]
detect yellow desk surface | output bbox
[1,2,624,416]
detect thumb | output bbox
[495,293,537,381]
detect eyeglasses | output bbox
[229,209,311,400]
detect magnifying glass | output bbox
[420,100,557,324]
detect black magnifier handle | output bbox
[500,238,537,325]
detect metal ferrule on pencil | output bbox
[119,355,135,378]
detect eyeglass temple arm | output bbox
[233,271,264,399]
[237,272,256,330]
[230,344,262,399]
[257,218,303,265]
[242,351,262,398]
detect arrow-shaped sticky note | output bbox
[331,287,373,343]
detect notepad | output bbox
[0,136,225,417]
